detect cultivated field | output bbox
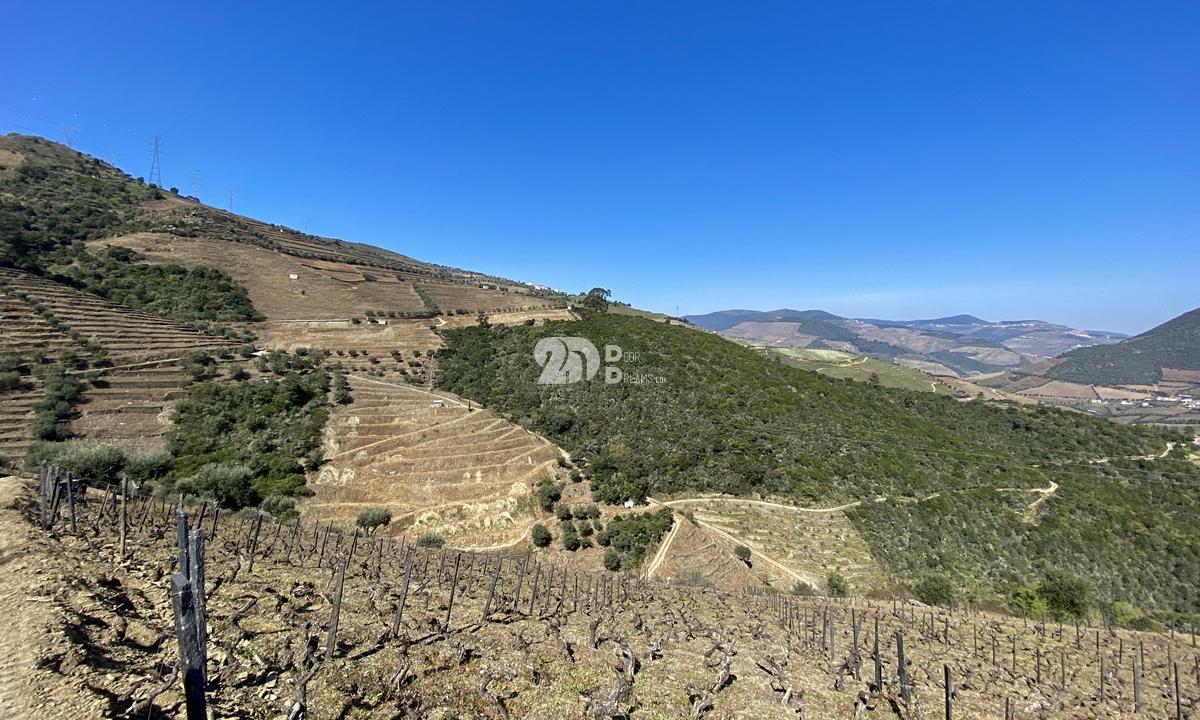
[71,363,191,454]
[8,473,1198,719]
[303,375,565,548]
[0,382,39,465]
[0,268,233,362]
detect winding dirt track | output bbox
[645,480,1064,585]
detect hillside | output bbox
[0,134,568,337]
[8,477,1198,719]
[684,308,1125,377]
[1,134,1195,628]
[1046,307,1200,385]
[438,312,1200,612]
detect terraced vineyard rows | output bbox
[0,383,39,463]
[71,363,191,453]
[0,268,233,362]
[13,472,1200,719]
[305,375,564,548]
[0,292,77,357]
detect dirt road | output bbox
[0,475,105,718]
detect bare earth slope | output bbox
[0,476,107,718]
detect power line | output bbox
[148,134,162,186]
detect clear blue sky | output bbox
[2,2,1196,333]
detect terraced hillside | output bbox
[0,268,233,362]
[0,382,39,464]
[304,374,565,548]
[71,363,190,453]
[0,292,77,357]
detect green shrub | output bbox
[415,532,445,548]
[332,370,352,404]
[734,545,752,564]
[169,359,328,508]
[914,574,956,606]
[536,479,560,512]
[592,508,673,568]
[1038,572,1094,621]
[356,506,393,534]
[176,463,257,509]
[531,523,551,547]
[555,504,572,521]
[826,572,849,597]
[563,532,580,552]
[0,370,24,391]
[262,495,298,521]
[603,547,621,571]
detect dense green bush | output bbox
[914,574,956,606]
[24,440,170,489]
[1038,572,1095,621]
[176,463,257,508]
[168,356,329,508]
[61,248,261,323]
[356,506,393,534]
[535,478,560,512]
[594,508,673,568]
[734,545,752,564]
[332,369,352,404]
[31,367,82,441]
[603,547,622,571]
[531,523,551,547]
[261,495,298,520]
[826,572,849,598]
[415,532,445,548]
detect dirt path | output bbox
[642,514,682,578]
[648,480,1063,587]
[646,498,822,587]
[0,476,104,718]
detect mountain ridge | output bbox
[685,307,1127,376]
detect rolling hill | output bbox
[1045,307,1200,385]
[2,134,1197,623]
[684,308,1125,377]
[438,312,1199,612]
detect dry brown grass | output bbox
[96,234,429,321]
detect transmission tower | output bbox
[148,134,162,186]
[228,185,234,212]
[191,171,202,200]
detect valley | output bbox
[0,134,1196,718]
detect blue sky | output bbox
[2,2,1196,333]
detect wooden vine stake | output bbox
[168,511,207,720]
[326,557,348,658]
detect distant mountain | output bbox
[684,308,1126,377]
[1045,307,1200,385]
